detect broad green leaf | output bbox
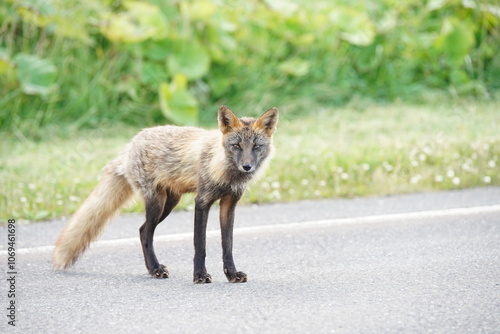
[450,69,470,85]
[0,49,14,77]
[427,0,451,11]
[52,19,93,45]
[187,0,217,21]
[172,73,188,91]
[167,40,210,80]
[435,18,475,64]
[159,74,198,126]
[0,58,16,83]
[100,1,168,43]
[14,54,57,97]
[263,0,298,16]
[17,3,93,44]
[0,58,10,75]
[159,82,172,113]
[329,7,376,46]
[0,49,16,83]
[141,39,170,61]
[164,90,198,125]
[293,34,316,46]
[279,59,310,77]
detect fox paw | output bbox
[150,264,169,279]
[226,271,247,283]
[193,272,212,284]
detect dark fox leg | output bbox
[220,194,246,283]
[140,189,181,278]
[193,196,215,283]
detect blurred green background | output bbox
[1,0,499,221]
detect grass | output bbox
[1,100,499,223]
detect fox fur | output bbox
[53,105,279,283]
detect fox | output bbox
[53,105,278,283]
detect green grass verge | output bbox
[1,101,499,222]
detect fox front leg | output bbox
[193,196,214,283]
[220,194,247,283]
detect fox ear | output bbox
[218,105,243,134]
[254,107,279,136]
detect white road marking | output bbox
[5,204,500,256]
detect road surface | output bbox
[1,187,499,333]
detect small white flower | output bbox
[20,196,27,203]
[434,175,443,183]
[271,190,281,200]
[310,164,317,172]
[28,183,36,190]
[57,200,64,206]
[452,177,460,185]
[488,160,496,168]
[271,181,280,189]
[341,173,349,180]
[362,163,370,171]
[483,176,491,184]
[314,190,321,196]
[319,180,327,187]
[411,160,419,167]
[410,175,421,184]
[446,170,455,178]
[419,153,427,161]
[69,196,80,202]
[301,179,309,186]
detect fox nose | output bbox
[242,164,252,171]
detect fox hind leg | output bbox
[140,189,180,278]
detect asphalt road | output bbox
[1,187,499,333]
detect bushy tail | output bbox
[53,170,134,269]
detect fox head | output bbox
[218,105,279,174]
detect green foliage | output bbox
[159,74,199,125]
[0,0,499,133]
[14,53,57,96]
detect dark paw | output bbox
[193,272,212,284]
[226,271,247,283]
[150,264,169,279]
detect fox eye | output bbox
[253,144,261,150]
[232,144,241,150]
